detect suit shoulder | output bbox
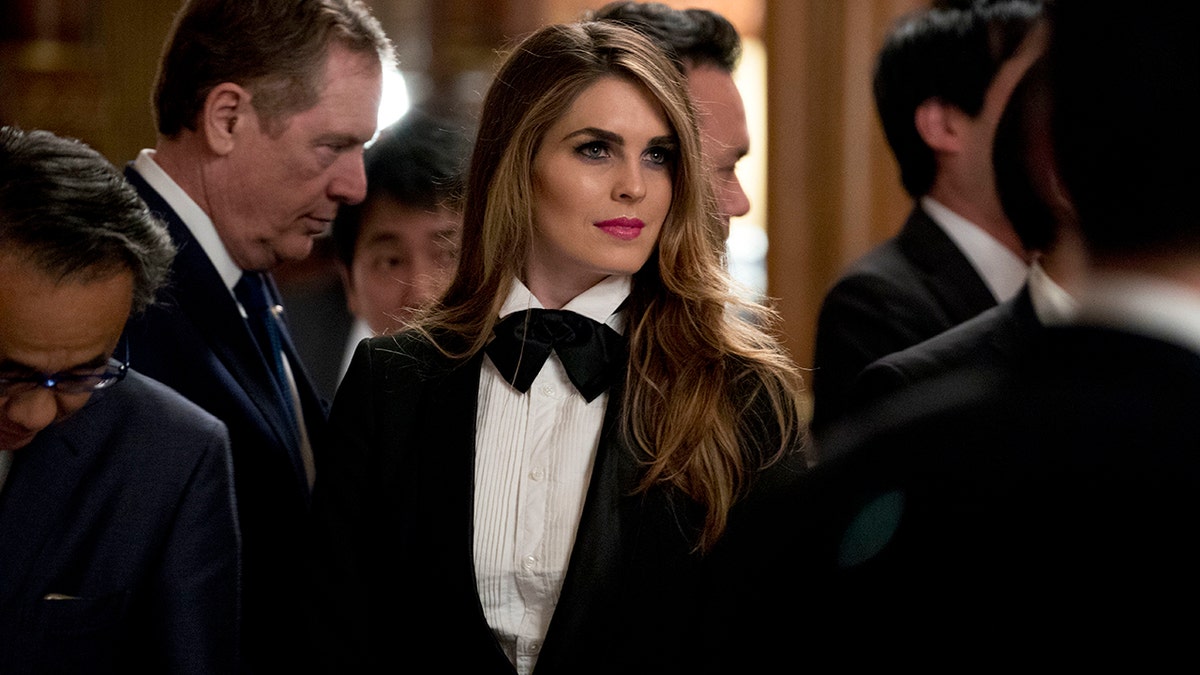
[360,329,471,372]
[821,237,937,315]
[102,370,229,442]
[827,236,913,290]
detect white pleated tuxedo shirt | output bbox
[473,274,630,675]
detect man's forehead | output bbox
[685,64,743,109]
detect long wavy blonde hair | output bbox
[413,20,807,551]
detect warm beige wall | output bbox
[766,0,925,380]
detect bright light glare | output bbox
[376,68,410,137]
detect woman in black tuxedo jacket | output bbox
[311,20,807,674]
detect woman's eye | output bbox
[577,141,610,160]
[645,146,674,166]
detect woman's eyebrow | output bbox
[563,127,623,145]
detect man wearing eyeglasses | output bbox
[0,126,239,673]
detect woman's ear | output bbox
[201,82,252,156]
[914,98,967,154]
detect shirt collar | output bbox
[1077,272,1200,355]
[134,149,243,293]
[1028,260,1078,326]
[498,275,632,333]
[921,196,1028,303]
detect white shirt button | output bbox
[539,383,555,397]
[523,555,537,570]
[529,468,544,481]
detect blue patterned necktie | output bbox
[234,272,295,418]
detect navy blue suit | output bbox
[0,371,239,674]
[122,167,327,672]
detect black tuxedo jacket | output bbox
[810,205,997,433]
[788,324,1200,660]
[0,371,239,674]
[843,283,1041,419]
[311,331,802,674]
[123,167,327,671]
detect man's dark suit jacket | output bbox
[780,323,1200,660]
[0,370,239,674]
[810,205,997,434]
[842,283,1041,420]
[123,168,327,671]
[310,332,804,674]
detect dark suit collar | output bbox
[124,167,310,474]
[536,378,636,671]
[897,204,999,322]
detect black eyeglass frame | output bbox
[0,341,130,397]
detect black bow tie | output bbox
[485,309,627,402]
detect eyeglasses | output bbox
[0,342,129,397]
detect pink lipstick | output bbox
[594,217,645,241]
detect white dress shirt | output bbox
[473,274,630,675]
[922,196,1029,303]
[134,150,242,291]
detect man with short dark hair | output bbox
[0,126,238,673]
[593,2,751,232]
[120,0,393,668]
[290,109,471,397]
[846,50,1086,408]
[810,0,1043,433]
[787,0,1200,653]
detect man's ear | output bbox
[201,82,252,156]
[914,98,967,153]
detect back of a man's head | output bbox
[153,0,393,138]
[0,126,175,313]
[875,0,1042,197]
[591,1,741,73]
[992,57,1058,253]
[1050,0,1200,261]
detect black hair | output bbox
[1049,0,1200,258]
[874,0,1042,197]
[0,126,175,313]
[591,1,741,73]
[331,109,473,268]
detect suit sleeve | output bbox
[153,416,241,674]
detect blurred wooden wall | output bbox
[0,0,929,396]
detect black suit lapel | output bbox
[406,352,512,664]
[985,284,1041,359]
[0,401,107,608]
[124,167,308,481]
[899,206,999,323]
[535,380,634,672]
